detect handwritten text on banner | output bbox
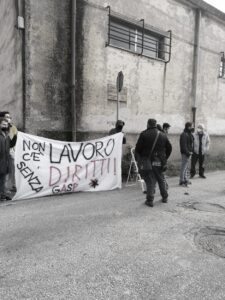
[13,132,123,200]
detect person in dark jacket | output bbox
[0,111,18,192]
[163,123,171,135]
[156,124,164,132]
[109,120,126,144]
[135,119,172,207]
[179,122,194,186]
[0,117,17,201]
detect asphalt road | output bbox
[1,171,225,300]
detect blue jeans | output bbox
[180,154,191,183]
[140,167,168,202]
[6,156,16,190]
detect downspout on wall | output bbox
[15,0,25,131]
[192,9,201,128]
[71,0,77,141]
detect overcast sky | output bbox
[204,0,225,13]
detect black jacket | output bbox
[135,127,172,161]
[0,131,17,175]
[180,129,193,156]
[109,128,126,144]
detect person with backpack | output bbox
[135,119,172,207]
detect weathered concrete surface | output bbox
[198,11,225,134]
[24,0,72,139]
[76,0,195,134]
[77,0,225,137]
[1,171,225,299]
[0,0,23,128]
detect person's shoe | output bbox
[179,182,188,187]
[145,200,154,207]
[199,175,206,179]
[0,195,11,201]
[162,198,168,203]
[186,180,192,185]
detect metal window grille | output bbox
[106,7,172,63]
[219,52,225,78]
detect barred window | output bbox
[219,52,225,78]
[106,11,172,62]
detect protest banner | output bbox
[13,132,123,200]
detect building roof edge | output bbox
[176,0,225,21]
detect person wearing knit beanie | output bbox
[135,119,172,207]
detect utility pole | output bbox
[71,0,77,140]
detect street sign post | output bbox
[116,71,124,121]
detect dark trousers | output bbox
[140,167,168,202]
[190,153,205,177]
[0,174,6,196]
[6,156,16,190]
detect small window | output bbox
[143,33,165,59]
[107,12,171,62]
[109,20,136,52]
[219,52,225,78]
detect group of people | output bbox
[122,118,210,208]
[0,113,210,204]
[0,111,17,201]
[179,122,210,187]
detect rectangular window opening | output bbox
[219,52,225,78]
[107,13,171,62]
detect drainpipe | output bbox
[192,9,201,128]
[71,0,77,141]
[15,0,26,131]
[16,0,24,29]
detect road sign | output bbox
[116,71,124,121]
[116,71,124,92]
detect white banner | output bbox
[13,132,123,200]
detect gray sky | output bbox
[204,0,225,13]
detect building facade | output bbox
[1,0,225,164]
[0,0,23,128]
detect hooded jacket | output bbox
[180,125,194,156]
[109,120,126,144]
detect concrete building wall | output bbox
[24,0,72,140]
[0,0,23,128]
[76,0,197,135]
[1,0,225,167]
[76,0,225,164]
[197,12,225,135]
